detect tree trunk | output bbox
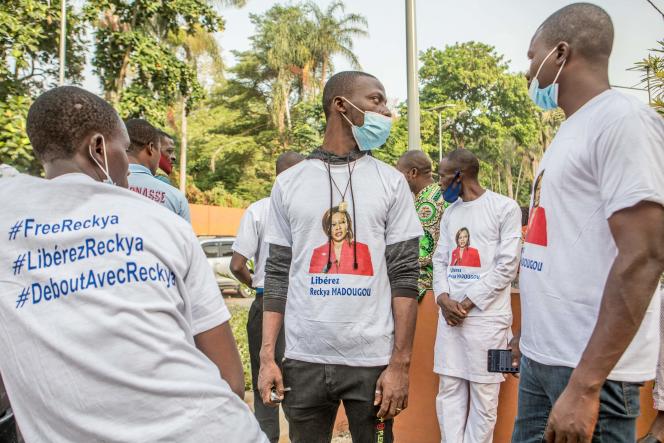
[179,97,188,194]
[284,88,292,130]
[320,56,328,92]
[497,172,502,195]
[514,158,524,203]
[504,157,514,199]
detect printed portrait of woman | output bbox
[450,227,481,267]
[525,170,548,246]
[308,206,374,276]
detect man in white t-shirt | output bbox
[257,71,423,442]
[230,151,304,443]
[512,4,664,442]
[433,149,521,442]
[0,86,267,443]
[639,287,664,443]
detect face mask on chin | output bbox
[159,152,173,174]
[339,97,392,151]
[88,136,115,185]
[528,46,566,111]
[442,170,462,203]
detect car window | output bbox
[202,242,220,258]
[219,243,234,257]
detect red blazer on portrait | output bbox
[308,241,374,276]
[525,206,547,246]
[450,246,481,268]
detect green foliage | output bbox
[84,0,220,123]
[228,302,252,391]
[0,0,85,173]
[0,95,40,174]
[0,0,85,99]
[391,42,543,205]
[633,40,664,115]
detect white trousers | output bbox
[436,375,500,443]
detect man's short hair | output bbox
[445,148,480,179]
[322,71,378,118]
[276,151,305,175]
[158,129,175,144]
[536,3,613,61]
[26,86,121,163]
[125,119,161,154]
[398,150,432,174]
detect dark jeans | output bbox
[248,295,286,443]
[512,356,642,443]
[281,359,393,443]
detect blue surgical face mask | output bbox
[89,136,115,185]
[528,46,566,111]
[443,171,462,203]
[340,97,392,151]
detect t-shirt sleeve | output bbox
[385,174,424,245]
[232,207,259,259]
[592,109,664,218]
[432,211,451,297]
[184,231,230,335]
[264,180,292,247]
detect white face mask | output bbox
[88,136,115,185]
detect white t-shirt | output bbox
[232,197,270,288]
[519,90,664,382]
[432,191,521,383]
[0,173,266,443]
[432,190,522,316]
[265,155,423,366]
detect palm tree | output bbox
[306,1,368,93]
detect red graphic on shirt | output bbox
[524,170,547,246]
[308,206,374,276]
[450,227,481,267]
[129,186,166,204]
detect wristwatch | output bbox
[639,433,663,443]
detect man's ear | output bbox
[147,142,157,157]
[88,133,105,161]
[333,96,348,116]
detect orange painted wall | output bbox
[189,204,245,236]
[392,290,657,442]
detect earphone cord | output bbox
[325,153,333,273]
[347,153,358,270]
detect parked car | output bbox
[198,236,251,298]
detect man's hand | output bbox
[436,293,467,326]
[460,297,475,313]
[544,381,600,443]
[507,332,521,378]
[374,363,409,420]
[258,358,284,408]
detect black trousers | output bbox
[281,359,393,443]
[247,295,286,443]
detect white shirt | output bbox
[519,90,664,382]
[432,191,521,382]
[232,197,270,288]
[0,173,266,443]
[266,156,423,366]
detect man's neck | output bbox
[127,156,153,174]
[414,177,435,196]
[460,181,485,202]
[558,65,610,118]
[44,156,100,181]
[321,118,357,157]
